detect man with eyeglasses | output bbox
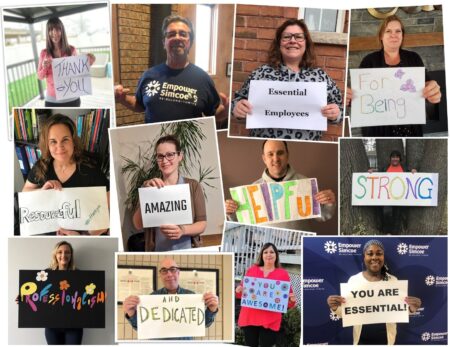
[115,15,227,124]
[123,257,219,339]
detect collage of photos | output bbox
[3,1,448,347]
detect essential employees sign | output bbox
[241,276,290,313]
[247,80,327,131]
[52,54,92,100]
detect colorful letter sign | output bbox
[137,294,205,339]
[350,67,425,127]
[241,276,290,313]
[18,270,106,328]
[340,280,409,327]
[52,54,92,100]
[352,172,438,206]
[138,184,193,228]
[18,186,110,235]
[229,179,321,224]
[247,80,327,131]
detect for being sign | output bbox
[352,172,438,206]
[350,67,425,127]
[241,276,290,313]
[52,55,92,100]
[247,80,327,131]
[229,179,321,224]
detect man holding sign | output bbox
[123,258,219,340]
[327,240,421,345]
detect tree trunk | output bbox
[340,139,379,234]
[405,139,425,171]
[405,139,447,235]
[375,139,404,171]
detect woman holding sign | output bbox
[347,15,441,137]
[22,114,109,235]
[37,17,95,107]
[232,19,342,141]
[326,239,421,345]
[235,243,297,347]
[132,135,207,251]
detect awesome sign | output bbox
[18,186,109,235]
[230,179,321,224]
[350,67,425,127]
[247,80,327,131]
[340,280,408,327]
[241,276,290,313]
[137,294,205,339]
[138,184,193,228]
[52,54,92,100]
[18,270,106,328]
[352,172,438,206]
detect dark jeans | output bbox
[242,326,278,347]
[45,98,81,107]
[45,328,83,345]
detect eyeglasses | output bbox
[156,151,180,162]
[159,267,180,275]
[165,30,190,39]
[281,33,306,42]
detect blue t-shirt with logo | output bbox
[135,63,220,123]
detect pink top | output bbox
[37,46,77,98]
[236,265,296,331]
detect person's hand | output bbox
[368,168,374,174]
[203,292,219,313]
[315,189,336,205]
[142,178,165,189]
[345,87,353,106]
[327,295,345,311]
[57,228,81,236]
[42,58,51,70]
[288,292,296,304]
[321,103,340,121]
[219,92,229,109]
[225,199,239,215]
[160,224,184,240]
[115,84,131,102]
[233,99,252,119]
[405,296,421,313]
[42,180,62,191]
[423,80,441,104]
[87,53,96,66]
[235,285,243,294]
[123,295,140,317]
[411,169,417,174]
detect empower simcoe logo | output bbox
[145,81,161,96]
[421,331,447,342]
[425,274,447,287]
[324,240,361,255]
[303,278,324,290]
[396,242,430,256]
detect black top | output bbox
[359,323,388,345]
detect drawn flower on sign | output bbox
[400,79,416,92]
[59,280,70,291]
[394,69,405,79]
[85,283,96,295]
[36,270,48,282]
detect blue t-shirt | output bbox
[135,63,220,123]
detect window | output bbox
[300,8,346,33]
[195,4,218,74]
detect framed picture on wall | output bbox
[116,265,157,303]
[179,268,219,297]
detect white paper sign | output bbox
[137,294,205,339]
[18,186,109,235]
[340,280,409,327]
[138,184,193,228]
[52,54,92,100]
[247,80,327,131]
[350,67,425,127]
[352,172,438,206]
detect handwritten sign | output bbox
[229,179,321,224]
[18,186,109,236]
[350,67,425,127]
[138,184,193,228]
[18,270,106,328]
[52,54,92,100]
[247,80,327,131]
[352,172,438,206]
[241,276,290,313]
[340,280,408,327]
[137,294,205,339]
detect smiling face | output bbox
[279,24,306,65]
[56,244,72,270]
[156,141,182,179]
[381,20,403,51]
[49,26,62,46]
[48,123,74,164]
[159,258,180,293]
[390,155,401,167]
[262,140,289,179]
[364,244,385,275]
[262,246,277,266]
[163,21,191,61]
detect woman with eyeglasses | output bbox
[132,135,206,251]
[232,19,343,141]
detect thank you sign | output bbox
[53,54,92,100]
[241,276,290,313]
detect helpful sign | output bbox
[352,172,438,206]
[18,270,106,328]
[230,179,321,224]
[340,280,409,327]
[18,186,109,235]
[52,54,92,100]
[138,184,193,228]
[241,276,290,313]
[137,294,205,339]
[247,80,327,131]
[350,67,425,127]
